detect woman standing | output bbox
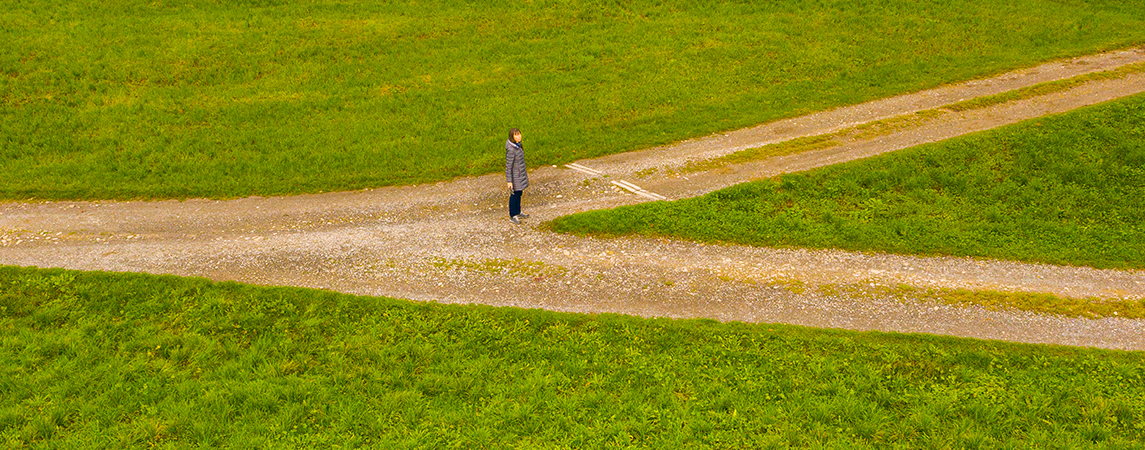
[505,128,529,224]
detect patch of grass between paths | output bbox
[550,93,1145,270]
[2,266,1144,448]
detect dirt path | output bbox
[3,48,1145,350]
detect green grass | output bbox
[549,93,1145,270]
[3,1,1145,199]
[813,283,1145,320]
[688,109,947,172]
[924,288,1145,320]
[2,266,1144,448]
[947,60,1145,112]
[686,134,840,173]
[689,60,1145,172]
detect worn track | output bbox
[4,48,1144,350]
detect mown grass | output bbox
[2,266,1144,448]
[550,94,1145,270]
[3,1,1145,199]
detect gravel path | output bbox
[3,48,1144,351]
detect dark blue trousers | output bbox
[509,190,523,217]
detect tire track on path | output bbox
[3,48,1144,350]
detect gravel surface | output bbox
[3,48,1144,351]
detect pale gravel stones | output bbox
[2,48,1144,350]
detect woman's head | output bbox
[509,128,521,143]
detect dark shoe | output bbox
[510,216,520,224]
[517,213,530,219]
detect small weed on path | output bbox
[817,283,1145,320]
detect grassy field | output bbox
[686,61,1145,173]
[2,266,1143,448]
[3,1,1145,199]
[549,94,1145,270]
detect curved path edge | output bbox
[3,47,1144,351]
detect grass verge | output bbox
[2,266,1144,448]
[549,94,1145,270]
[3,0,1145,199]
[690,61,1145,172]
